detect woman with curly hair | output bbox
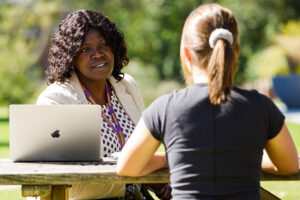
[36,10,148,199]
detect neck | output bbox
[193,75,208,84]
[77,74,108,105]
[192,67,208,84]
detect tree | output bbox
[218,0,300,83]
[78,0,300,84]
[68,0,198,81]
[1,0,300,105]
[0,1,62,104]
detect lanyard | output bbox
[82,83,125,148]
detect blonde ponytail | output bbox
[208,39,235,105]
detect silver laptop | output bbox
[9,105,102,162]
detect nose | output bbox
[91,47,103,59]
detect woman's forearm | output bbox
[261,150,279,174]
[137,152,168,176]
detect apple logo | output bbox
[51,130,60,138]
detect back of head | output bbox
[180,4,240,105]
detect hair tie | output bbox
[209,28,233,49]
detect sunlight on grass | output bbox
[0,121,9,142]
[149,190,160,200]
[261,181,300,200]
[157,144,165,152]
[0,147,9,158]
[0,189,25,200]
[286,122,300,148]
[0,106,9,119]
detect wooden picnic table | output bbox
[0,157,299,200]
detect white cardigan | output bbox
[37,72,144,124]
[36,72,144,199]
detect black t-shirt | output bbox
[143,84,285,200]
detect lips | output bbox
[91,62,108,69]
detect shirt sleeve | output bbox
[142,94,171,141]
[260,94,285,140]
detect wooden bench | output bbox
[0,158,298,199]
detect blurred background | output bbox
[0,0,300,199]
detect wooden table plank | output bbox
[0,158,299,185]
[0,158,170,185]
[0,158,299,200]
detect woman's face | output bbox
[74,28,114,83]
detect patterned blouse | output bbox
[100,89,135,157]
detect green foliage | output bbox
[0,2,61,105]
[217,0,300,83]
[75,0,300,84]
[247,19,300,79]
[0,5,37,104]
[277,19,300,74]
[248,46,289,79]
[124,61,183,107]
[280,20,300,36]
[1,0,300,104]
[130,0,198,80]
[69,0,198,80]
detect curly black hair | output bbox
[46,10,129,83]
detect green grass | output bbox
[0,119,9,158]
[0,189,25,200]
[0,114,300,199]
[157,144,165,152]
[261,181,300,200]
[286,122,300,148]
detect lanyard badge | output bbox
[82,83,125,148]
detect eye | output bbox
[80,47,90,53]
[99,43,107,48]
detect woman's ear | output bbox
[183,48,192,72]
[184,47,191,61]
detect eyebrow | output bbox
[81,39,106,46]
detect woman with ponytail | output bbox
[117,4,298,200]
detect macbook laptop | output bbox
[9,105,102,162]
